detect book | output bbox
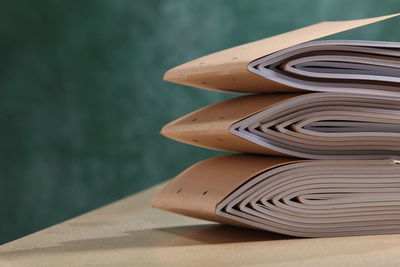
[153,154,400,237]
[162,93,400,159]
[164,13,400,95]
[154,13,400,237]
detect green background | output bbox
[1,0,400,244]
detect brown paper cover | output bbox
[164,14,399,93]
[152,154,296,226]
[161,93,301,155]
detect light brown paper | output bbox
[161,93,300,156]
[161,92,400,159]
[152,154,295,226]
[153,154,400,237]
[164,13,399,93]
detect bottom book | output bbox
[152,154,400,237]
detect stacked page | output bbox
[249,40,400,97]
[153,13,400,237]
[162,93,400,159]
[164,13,399,95]
[153,154,400,237]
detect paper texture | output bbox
[164,14,400,94]
[152,154,295,228]
[153,154,400,237]
[162,93,400,159]
[161,94,298,156]
[156,13,400,238]
[249,40,400,97]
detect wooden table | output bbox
[2,182,400,266]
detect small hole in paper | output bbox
[202,190,208,195]
[232,57,239,60]
[177,188,182,194]
[192,139,199,142]
[201,81,208,85]
[191,118,197,122]
[217,138,224,142]
[219,116,225,120]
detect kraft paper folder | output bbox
[164,13,400,96]
[153,154,400,237]
[153,13,400,237]
[161,93,400,159]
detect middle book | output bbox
[161,92,400,160]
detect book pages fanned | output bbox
[152,154,400,237]
[164,14,400,94]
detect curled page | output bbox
[162,93,400,159]
[164,14,400,95]
[152,154,400,237]
[249,40,400,97]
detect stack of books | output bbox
[152,13,400,237]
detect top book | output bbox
[164,13,400,96]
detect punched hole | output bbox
[192,139,199,142]
[177,188,182,194]
[191,118,198,122]
[219,116,225,120]
[202,190,208,195]
[232,56,239,60]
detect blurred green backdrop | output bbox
[1,0,400,244]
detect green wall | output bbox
[1,0,400,244]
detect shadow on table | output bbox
[0,224,298,257]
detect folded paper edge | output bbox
[151,154,297,226]
[163,13,400,92]
[160,93,301,155]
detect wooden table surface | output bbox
[2,182,400,266]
